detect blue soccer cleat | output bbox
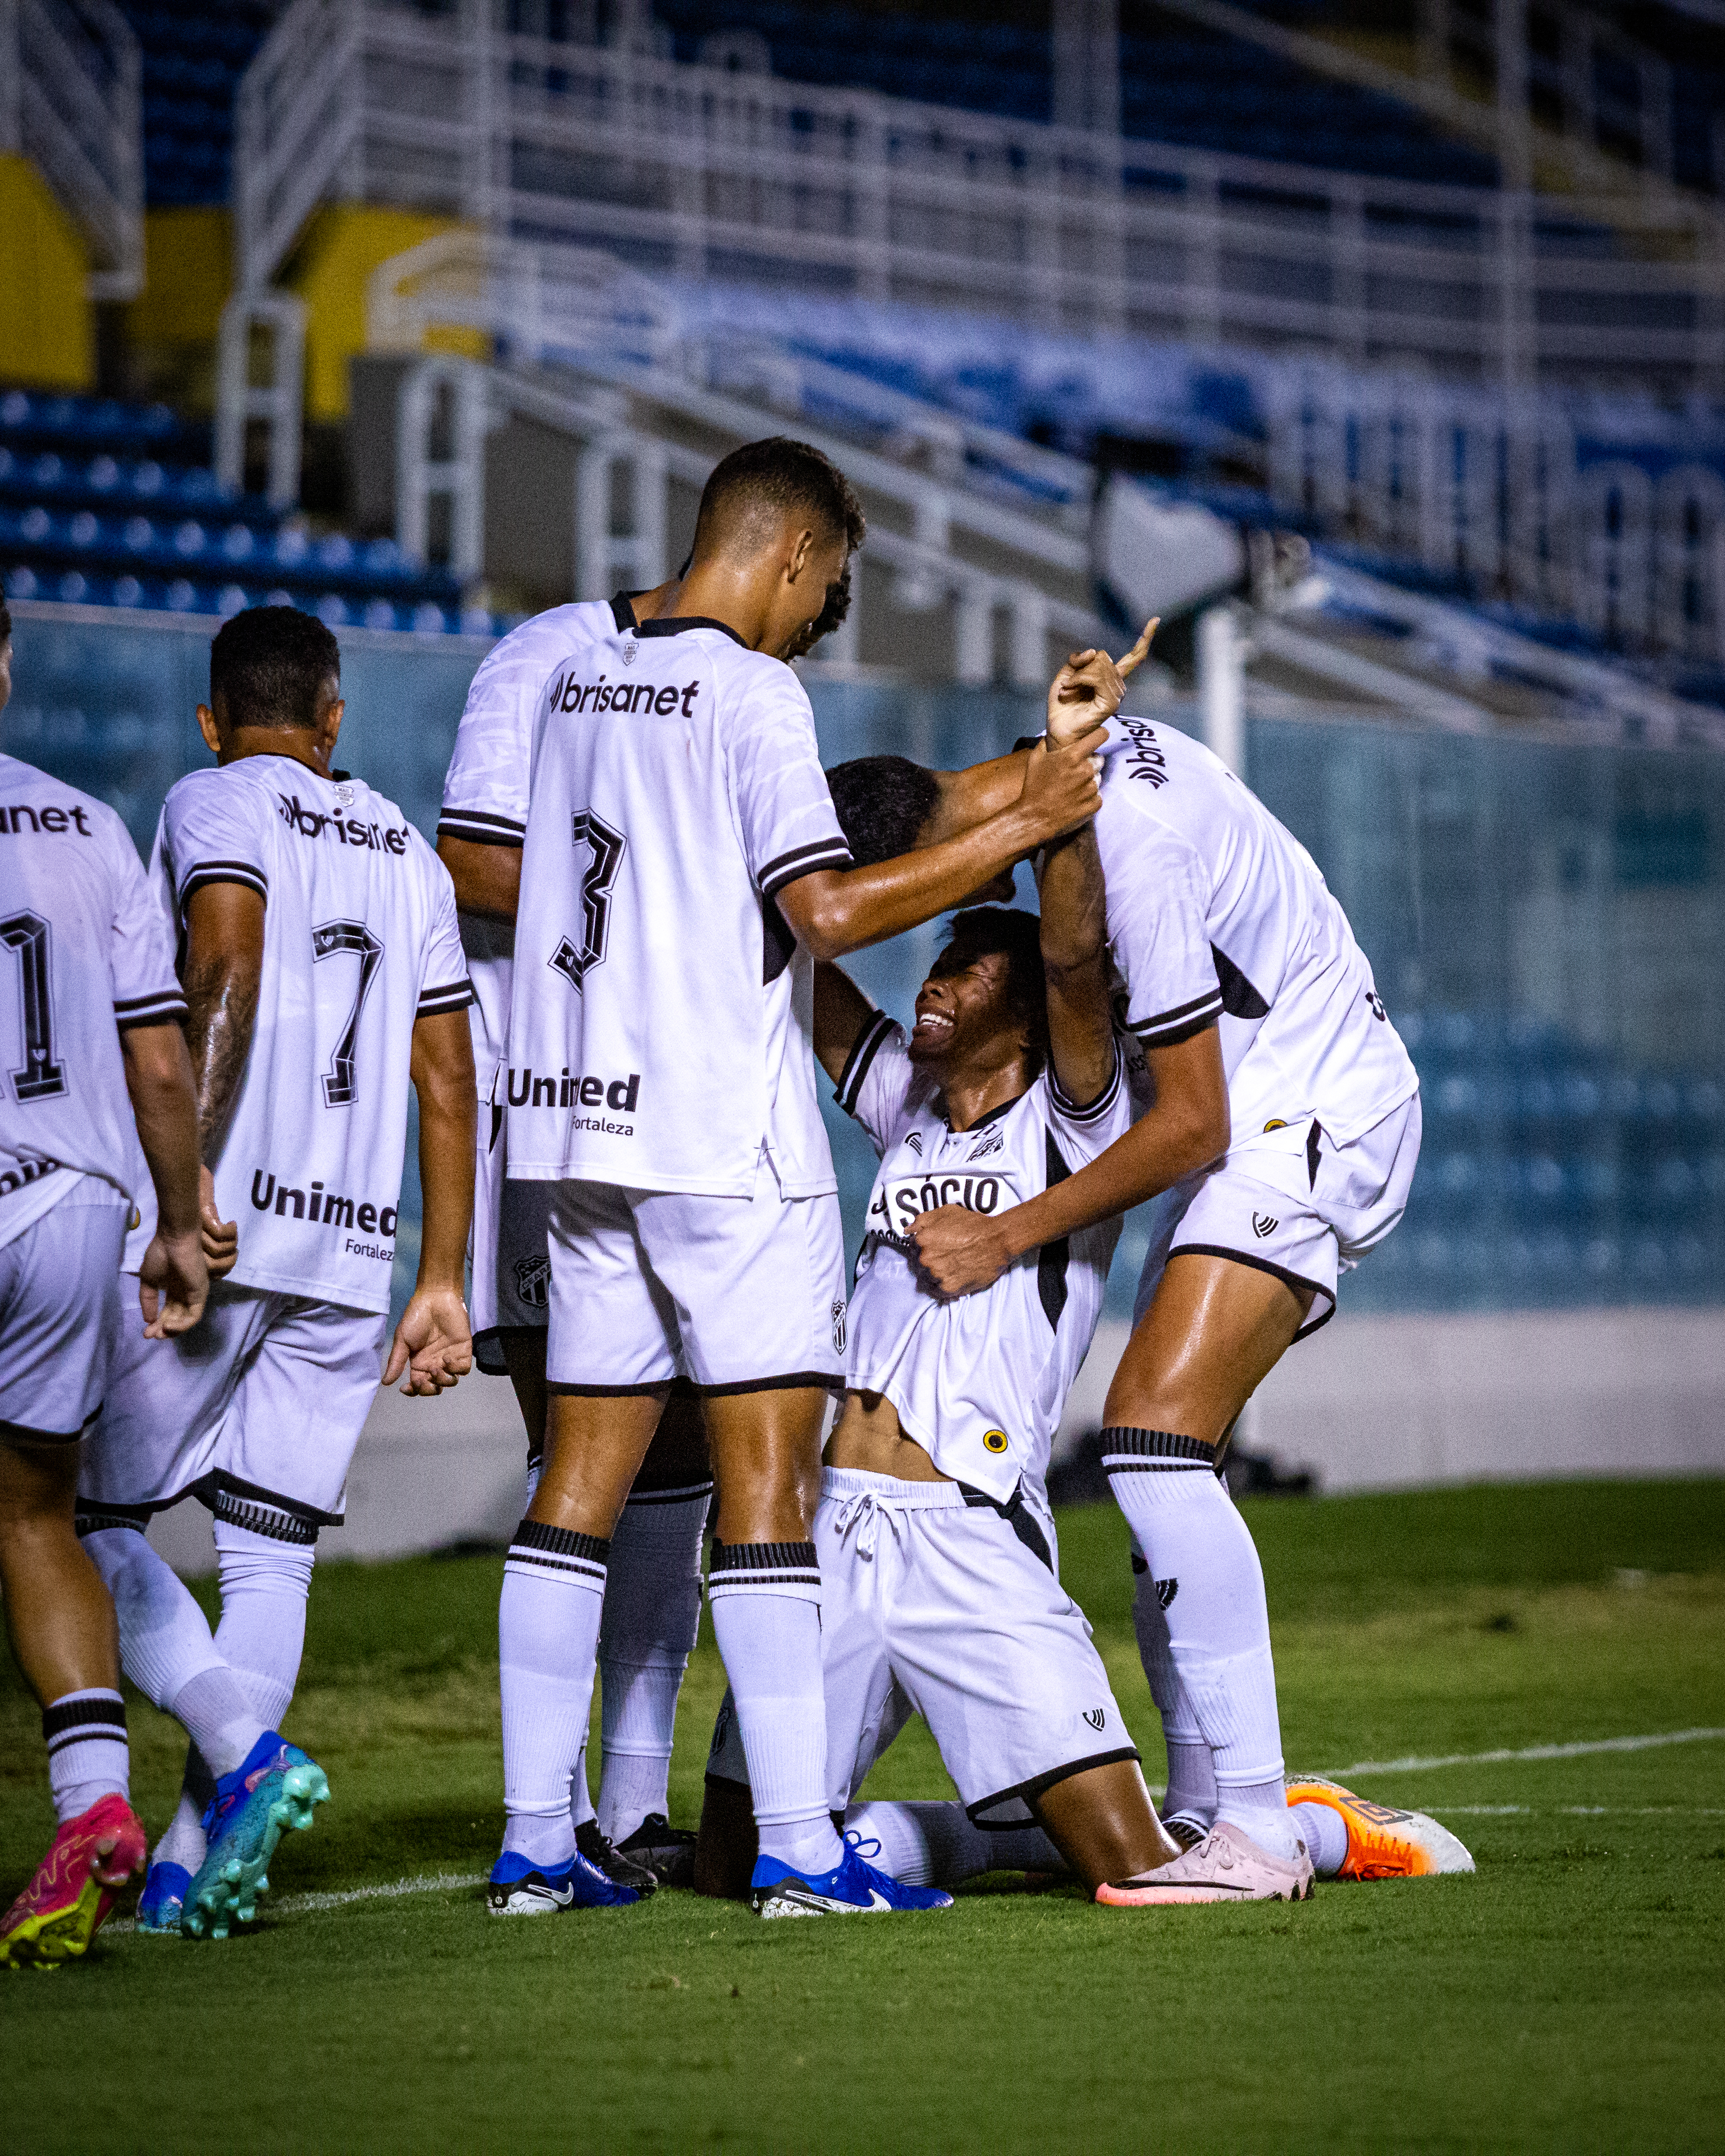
[486,1846,641,1916]
[750,1834,956,1919]
[136,1860,194,1935]
[181,1732,329,1940]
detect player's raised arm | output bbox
[775,736,1102,961]
[385,1008,477,1396]
[121,1020,208,1336]
[1037,823,1115,1111]
[812,961,876,1086]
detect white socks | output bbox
[1290,1800,1350,1876]
[845,1800,1061,1887]
[596,1487,708,1844]
[81,1526,265,1778]
[212,1518,313,1736]
[708,1540,842,1876]
[43,1689,129,1824]
[1131,1559,1217,1837]
[499,1519,607,1869]
[1103,1428,1303,1866]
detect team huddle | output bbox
[0,436,1470,1964]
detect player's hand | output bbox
[1045,619,1159,749]
[138,1227,209,1338]
[386,1285,473,1395]
[199,1164,239,1277]
[909,1205,1024,1298]
[1014,737,1102,848]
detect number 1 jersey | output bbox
[145,755,471,1314]
[0,752,186,1249]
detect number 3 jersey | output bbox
[836,1015,1133,1509]
[142,755,471,1314]
[509,618,852,1198]
[0,752,186,1248]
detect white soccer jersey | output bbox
[437,597,632,1100]
[1097,717,1417,1150]
[836,1016,1131,1508]
[143,755,471,1314]
[508,616,852,1198]
[0,752,185,1249]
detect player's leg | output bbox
[1101,1249,1312,1867]
[0,1202,149,1965]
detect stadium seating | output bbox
[0,389,491,634]
[118,1,283,208]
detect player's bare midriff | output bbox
[826,1389,950,1483]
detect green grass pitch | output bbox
[4,1478,1723,2154]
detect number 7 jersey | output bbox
[147,754,471,1314]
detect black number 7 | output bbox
[1,911,68,1101]
[313,919,384,1107]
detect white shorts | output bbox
[1135,1093,1422,1340]
[814,1468,1135,1826]
[0,1189,126,1442]
[470,1104,554,1375]
[79,1282,387,1540]
[545,1162,846,1395]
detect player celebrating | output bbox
[869,637,1430,1897]
[77,606,477,1940]
[0,602,209,1965]
[498,436,1103,1919]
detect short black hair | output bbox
[209,605,340,730]
[692,437,866,563]
[826,753,938,865]
[931,906,1048,1072]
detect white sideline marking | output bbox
[106,1869,485,1936]
[1332,1727,1725,1777]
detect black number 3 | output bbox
[313,919,384,1107]
[550,810,626,993]
[1,911,68,1101]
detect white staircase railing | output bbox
[234,0,1725,394]
[0,0,142,299]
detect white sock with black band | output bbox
[708,1540,842,1878]
[1103,1427,1303,1866]
[43,1689,130,1823]
[499,1518,608,1871]
[1131,1554,1217,1838]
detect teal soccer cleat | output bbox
[181,1733,329,1939]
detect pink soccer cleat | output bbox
[0,1793,148,1968]
[1095,1819,1315,1906]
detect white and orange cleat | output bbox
[1284,1776,1474,1880]
[1094,1819,1315,1906]
[0,1793,147,1968]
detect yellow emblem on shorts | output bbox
[127,1204,141,1230]
[983,1429,1010,1454]
[1263,1118,1288,1131]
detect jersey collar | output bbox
[635,615,747,648]
[609,592,638,632]
[939,1086,1030,1135]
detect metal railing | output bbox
[234,0,1725,394]
[0,0,142,299]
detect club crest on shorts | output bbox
[1083,1707,1107,1731]
[982,1428,1009,1454]
[832,1299,847,1353]
[1154,1577,1178,1611]
[513,1254,551,1309]
[1252,1211,1278,1239]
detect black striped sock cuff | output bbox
[1099,1427,1217,1471]
[212,1490,320,1545]
[506,1517,610,1583]
[708,1539,820,1591]
[43,1692,127,1754]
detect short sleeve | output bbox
[1109,823,1222,1048]
[437,636,535,848]
[161,769,269,915]
[414,845,476,1017]
[105,813,186,1031]
[834,1012,916,1157]
[1045,1038,1132,1163]
[728,661,852,899]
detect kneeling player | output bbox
[77,607,476,1939]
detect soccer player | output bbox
[498,436,1103,1919]
[77,606,477,1939]
[865,640,1436,1896]
[0,602,209,1965]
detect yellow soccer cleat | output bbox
[1284,1776,1475,1880]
